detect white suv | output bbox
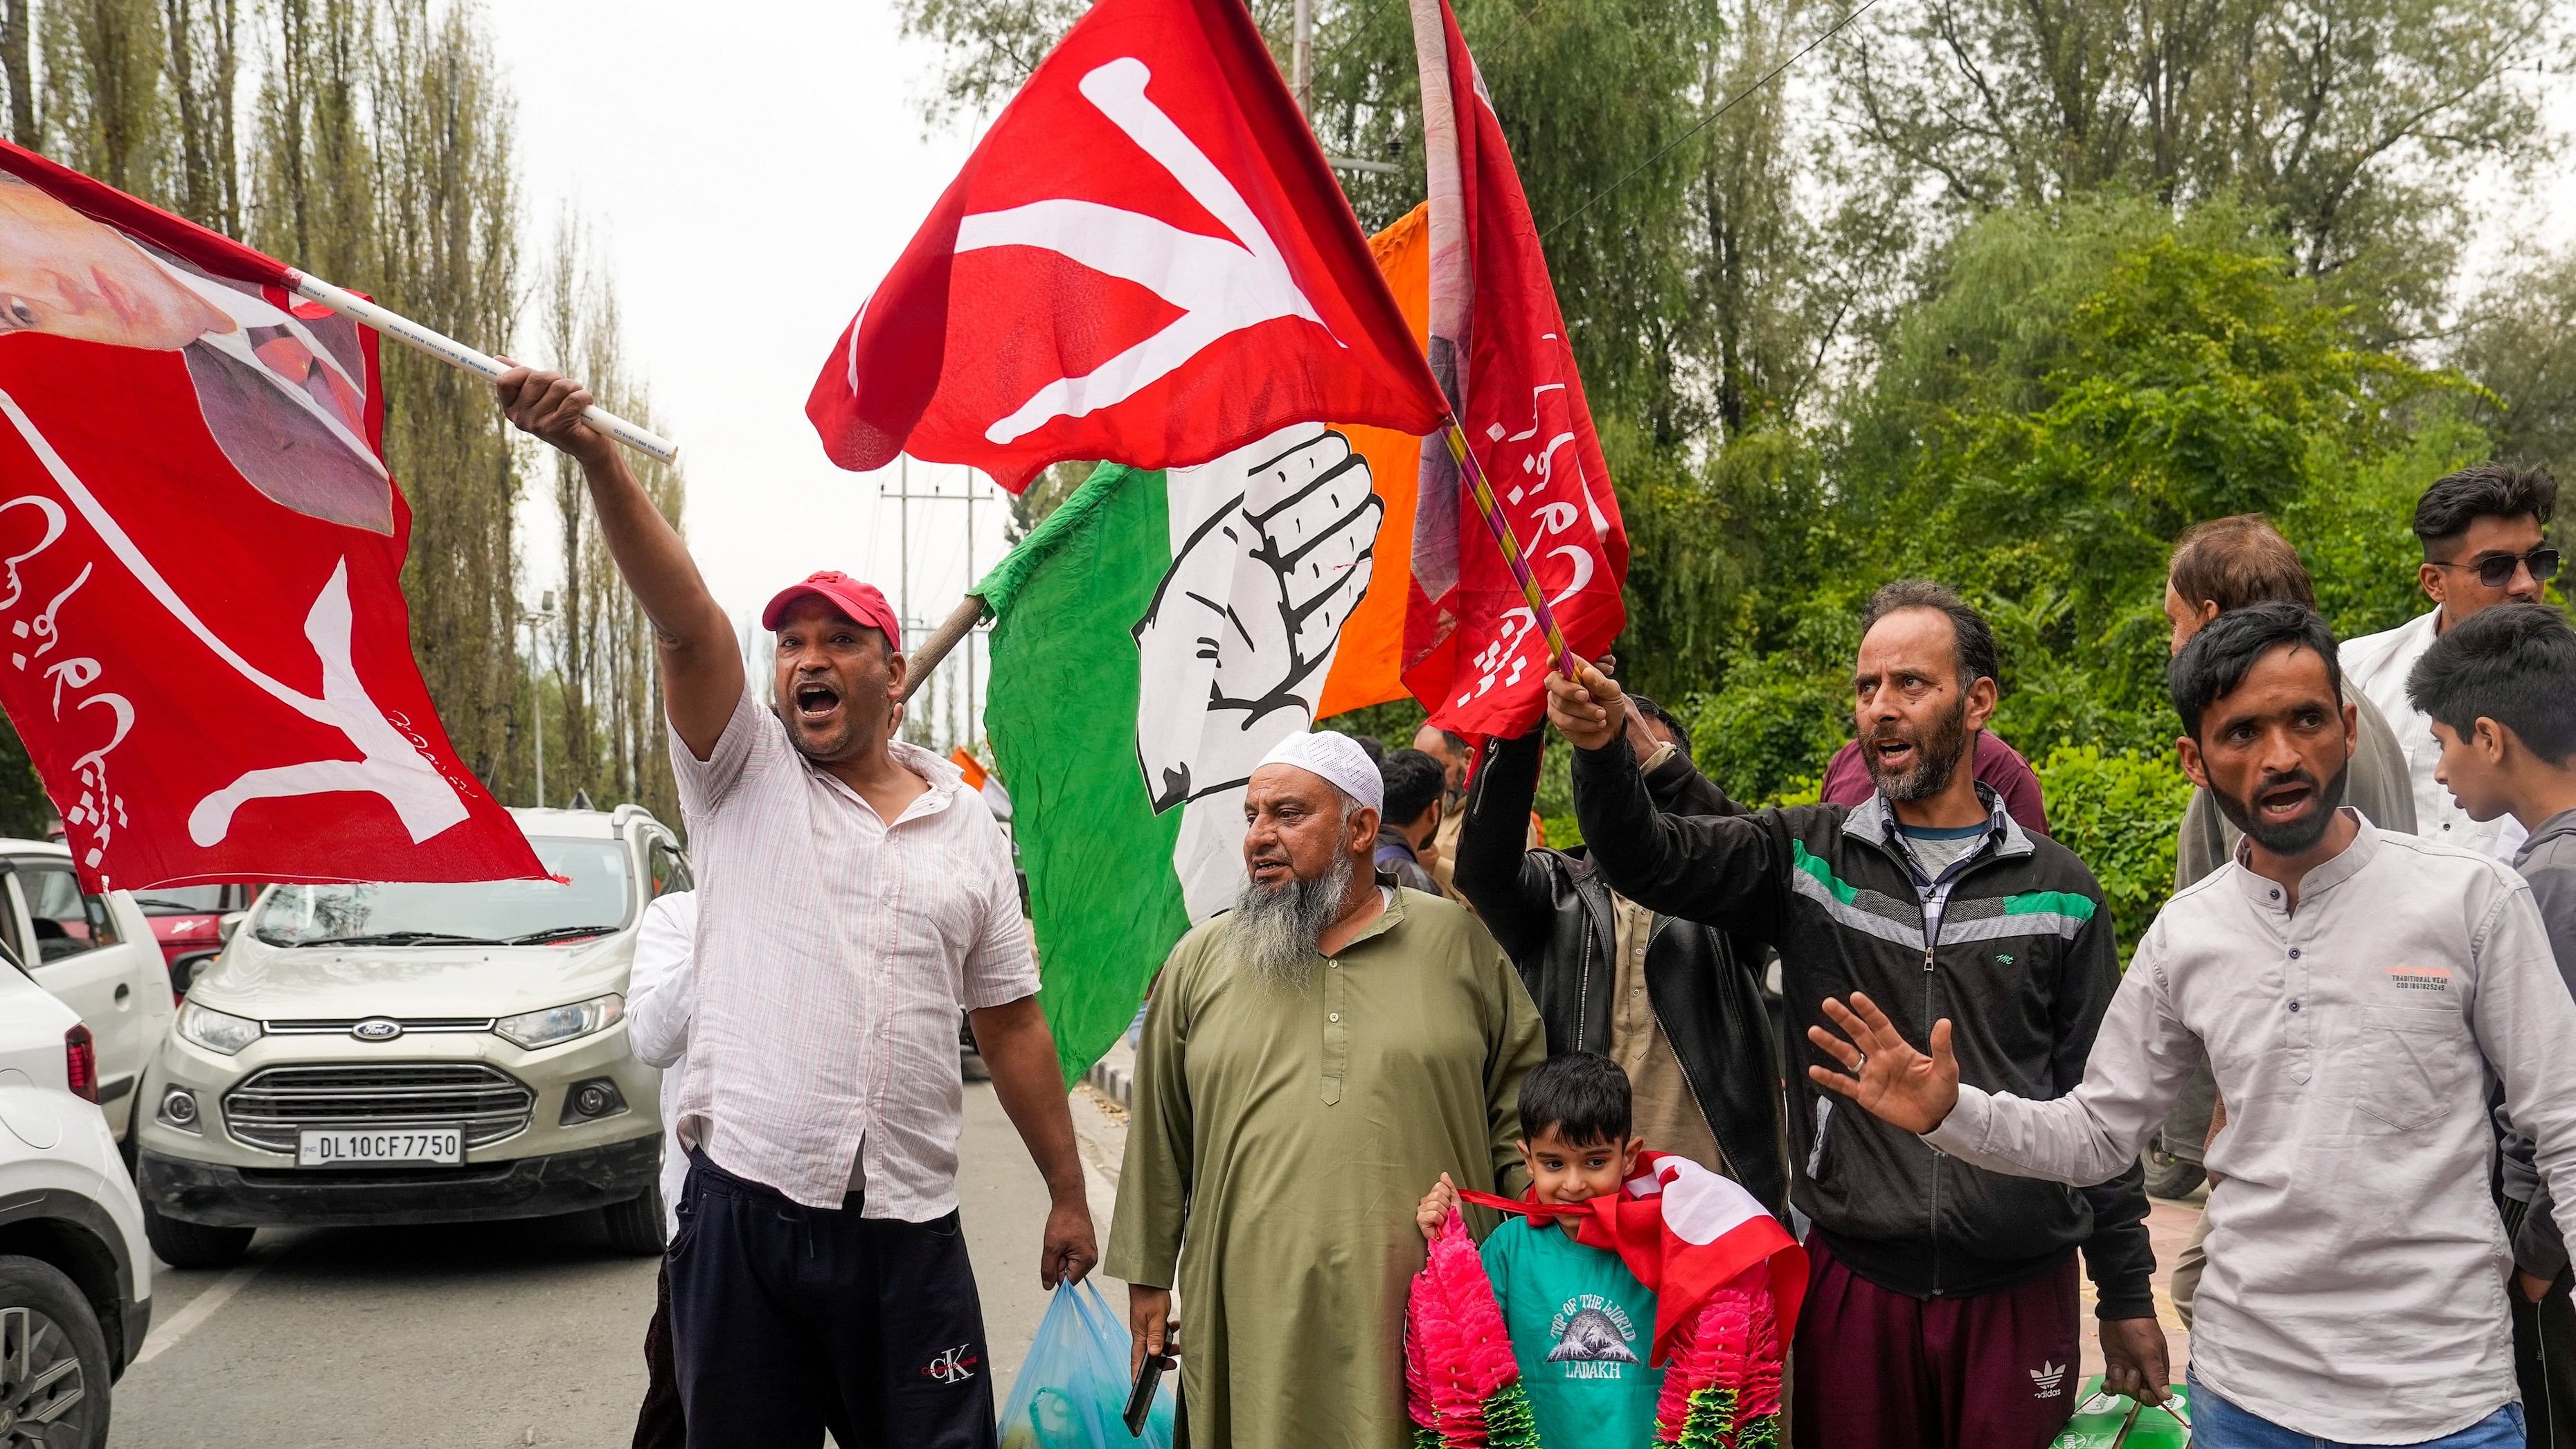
[132,806,687,1268]
[0,945,153,1449]
[0,841,175,1153]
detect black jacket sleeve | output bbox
[2057,908,2158,1321]
[1642,749,1749,819]
[1569,737,1791,944]
[1451,730,1561,964]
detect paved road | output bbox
[109,1083,1129,1448]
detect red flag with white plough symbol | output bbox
[804,0,1449,493]
[0,139,541,891]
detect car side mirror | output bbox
[218,910,247,944]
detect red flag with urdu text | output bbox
[805,0,1448,493]
[0,140,541,891]
[1402,0,1629,738]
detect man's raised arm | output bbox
[1545,659,1787,940]
[497,368,741,757]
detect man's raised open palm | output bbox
[1807,993,1962,1135]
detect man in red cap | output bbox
[495,367,1095,1449]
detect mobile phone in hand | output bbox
[1124,1328,1176,1437]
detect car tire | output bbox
[142,1203,253,1270]
[2143,1148,2206,1201]
[0,1253,114,1449]
[601,1187,668,1257]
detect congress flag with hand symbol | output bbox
[836,0,1451,1083]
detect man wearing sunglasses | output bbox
[2343,462,2560,861]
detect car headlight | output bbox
[177,1001,262,1056]
[494,993,624,1050]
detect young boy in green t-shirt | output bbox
[1417,1052,1661,1447]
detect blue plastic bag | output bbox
[997,1279,1174,1449]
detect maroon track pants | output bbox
[1790,1235,2082,1449]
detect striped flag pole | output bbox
[1443,417,1575,674]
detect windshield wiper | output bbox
[278,930,505,948]
[135,897,215,912]
[501,924,624,945]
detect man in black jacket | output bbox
[1453,695,1790,1216]
[1550,580,2161,1449]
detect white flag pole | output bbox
[285,270,681,466]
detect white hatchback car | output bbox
[131,806,686,1268]
[0,947,152,1449]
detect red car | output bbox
[133,883,265,1000]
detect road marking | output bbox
[133,1257,269,1367]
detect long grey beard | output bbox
[1232,849,1357,987]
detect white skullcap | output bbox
[1255,730,1384,815]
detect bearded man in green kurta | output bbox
[1106,730,1547,1449]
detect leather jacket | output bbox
[1453,729,1790,1217]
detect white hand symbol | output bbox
[1133,427,1380,812]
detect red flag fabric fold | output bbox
[805,0,1447,493]
[0,139,540,890]
[1402,0,1629,737]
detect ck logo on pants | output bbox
[2030,1360,2068,1399]
[922,1344,981,1385]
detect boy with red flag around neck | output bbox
[1413,1051,1802,1449]
[1417,1053,1670,1448]
[1814,602,2576,1448]
[496,368,1096,1449]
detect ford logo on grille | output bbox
[350,1018,404,1042]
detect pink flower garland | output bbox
[1406,1209,1539,1448]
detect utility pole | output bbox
[879,464,992,750]
[1293,0,1313,115]
[521,591,560,809]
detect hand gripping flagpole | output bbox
[285,271,681,467]
[1442,417,1576,676]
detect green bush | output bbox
[2030,746,2194,965]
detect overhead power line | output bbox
[1542,0,1884,242]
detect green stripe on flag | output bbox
[983,464,1193,1086]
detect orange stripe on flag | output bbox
[949,747,989,791]
[1317,203,1431,719]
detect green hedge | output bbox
[2029,745,2194,965]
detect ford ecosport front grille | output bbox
[222,1063,535,1153]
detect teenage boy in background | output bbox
[2410,602,2576,1448]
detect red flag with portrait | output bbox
[0,139,540,890]
[1403,0,1628,738]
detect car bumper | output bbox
[118,1291,150,1373]
[138,1135,661,1229]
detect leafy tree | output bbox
[1835,0,2566,334]
[2455,246,2576,491]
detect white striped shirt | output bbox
[670,685,1037,1214]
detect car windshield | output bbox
[132,885,229,915]
[249,838,632,947]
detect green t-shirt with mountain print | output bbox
[1481,1215,1665,1448]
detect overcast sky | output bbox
[484,0,1001,745]
[481,2,2576,748]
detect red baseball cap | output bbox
[761,571,903,650]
